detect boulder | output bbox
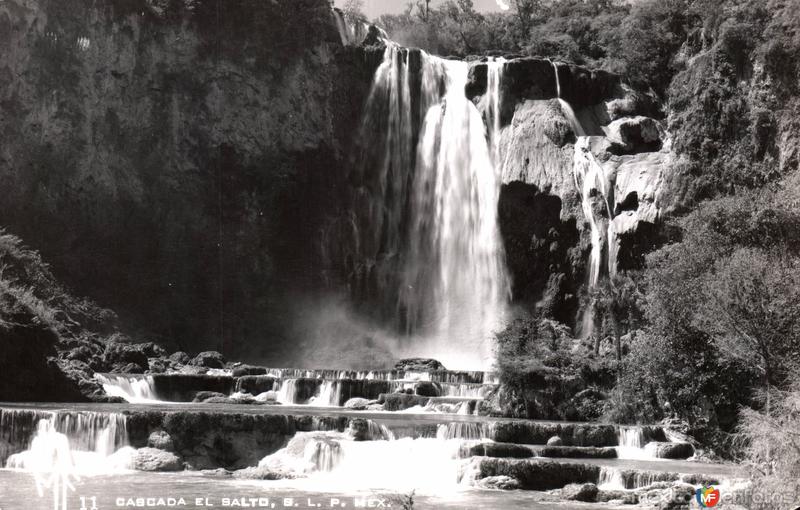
[256,390,279,402]
[605,116,661,154]
[343,398,371,410]
[192,391,227,403]
[189,351,226,369]
[475,475,520,490]
[103,343,149,372]
[546,436,563,446]
[347,418,392,441]
[644,441,695,459]
[169,351,191,365]
[147,431,175,452]
[394,358,445,372]
[414,381,441,397]
[232,466,295,480]
[378,393,429,411]
[597,490,638,504]
[562,482,598,502]
[133,448,183,472]
[232,365,268,377]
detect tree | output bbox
[510,0,542,41]
[704,248,800,390]
[342,0,365,22]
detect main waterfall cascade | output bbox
[337,45,510,370]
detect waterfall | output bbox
[483,57,506,162]
[95,374,161,404]
[312,380,341,407]
[572,137,617,336]
[276,379,298,404]
[616,425,655,460]
[344,45,510,369]
[598,466,625,490]
[403,56,510,368]
[435,422,491,441]
[552,61,585,136]
[5,412,134,475]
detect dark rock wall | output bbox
[0,0,379,359]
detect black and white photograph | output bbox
[0,0,798,508]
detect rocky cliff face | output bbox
[466,58,668,322]
[0,0,380,360]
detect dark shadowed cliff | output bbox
[0,0,381,360]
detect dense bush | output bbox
[606,193,800,431]
[736,377,800,509]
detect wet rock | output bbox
[192,391,227,403]
[606,116,662,154]
[169,352,191,365]
[378,393,429,411]
[547,436,563,446]
[562,482,598,502]
[343,398,371,410]
[235,376,277,395]
[679,473,719,486]
[134,447,183,472]
[475,475,521,490]
[597,490,638,504]
[232,365,268,377]
[538,446,617,459]
[233,466,296,480]
[394,358,445,371]
[147,358,170,374]
[199,468,234,477]
[469,458,599,490]
[414,381,442,397]
[460,442,534,459]
[148,431,175,452]
[644,441,695,459]
[189,351,226,369]
[103,342,149,372]
[347,418,391,441]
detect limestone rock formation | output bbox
[134,447,184,472]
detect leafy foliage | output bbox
[737,377,800,509]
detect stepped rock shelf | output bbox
[0,367,743,509]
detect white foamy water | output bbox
[6,414,135,476]
[336,44,510,370]
[616,426,658,460]
[95,374,163,404]
[402,56,510,369]
[262,434,470,493]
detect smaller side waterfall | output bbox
[598,466,625,490]
[95,374,161,404]
[276,379,298,404]
[483,57,506,162]
[436,422,491,440]
[616,426,657,460]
